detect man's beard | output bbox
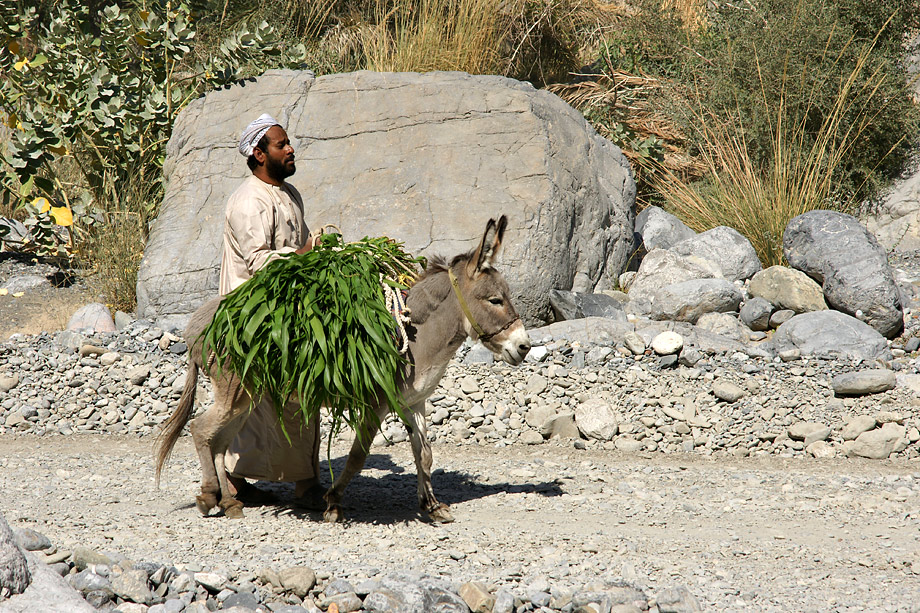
[266,156,295,181]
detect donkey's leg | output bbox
[322,405,387,523]
[189,377,251,518]
[408,402,453,523]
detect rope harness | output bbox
[381,277,411,355]
[448,268,519,343]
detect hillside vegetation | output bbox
[1,0,918,307]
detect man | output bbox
[218,113,325,508]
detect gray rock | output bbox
[138,70,636,328]
[2,274,52,293]
[671,226,762,281]
[848,423,907,459]
[628,249,721,301]
[650,331,683,355]
[768,311,892,361]
[615,437,645,452]
[459,581,494,613]
[788,422,829,442]
[769,309,796,328]
[575,399,619,441]
[111,569,154,604]
[12,528,51,552]
[784,210,903,337]
[493,589,516,613]
[864,166,920,251]
[67,303,116,333]
[528,318,635,346]
[831,369,897,396]
[806,440,837,458]
[542,412,579,439]
[222,591,262,609]
[748,266,827,313]
[1,512,30,596]
[71,546,113,571]
[68,570,112,594]
[279,566,316,597]
[623,331,646,355]
[694,312,747,342]
[549,290,627,322]
[127,365,151,386]
[114,310,135,330]
[656,585,702,613]
[0,374,18,393]
[649,278,743,324]
[519,431,544,445]
[3,550,95,612]
[634,206,696,251]
[712,381,745,403]
[462,344,494,365]
[740,297,773,331]
[841,415,878,440]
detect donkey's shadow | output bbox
[266,453,565,525]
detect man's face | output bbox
[257,125,296,180]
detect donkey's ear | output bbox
[467,215,507,276]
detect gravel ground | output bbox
[1,254,920,612]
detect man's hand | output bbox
[295,233,323,255]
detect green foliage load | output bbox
[201,234,425,444]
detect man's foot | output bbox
[292,483,327,511]
[232,481,279,505]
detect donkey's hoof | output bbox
[195,493,219,516]
[427,503,454,524]
[323,505,344,523]
[219,498,245,519]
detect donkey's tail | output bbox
[154,357,199,487]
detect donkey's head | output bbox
[450,215,531,365]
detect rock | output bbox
[0,374,20,393]
[111,569,154,604]
[671,226,762,281]
[100,352,121,366]
[806,440,837,458]
[493,590,516,613]
[655,585,702,613]
[138,70,636,328]
[876,411,904,424]
[71,546,113,571]
[222,592,262,609]
[12,528,50,552]
[784,210,903,338]
[635,206,696,251]
[2,274,51,293]
[459,376,480,395]
[67,303,116,333]
[127,365,151,386]
[649,278,743,324]
[623,331,646,355]
[526,404,556,429]
[748,266,828,313]
[463,345,494,365]
[524,374,548,396]
[520,431,544,445]
[787,422,829,443]
[864,167,920,251]
[841,416,878,441]
[4,550,96,612]
[575,399,619,441]
[694,312,747,342]
[542,412,579,439]
[194,571,228,592]
[739,297,773,331]
[831,369,897,396]
[650,331,683,355]
[1,512,30,596]
[769,309,795,328]
[279,566,316,597]
[459,581,495,613]
[549,290,627,322]
[628,249,721,301]
[615,437,645,452]
[114,310,135,330]
[712,380,745,403]
[768,311,893,361]
[848,423,907,459]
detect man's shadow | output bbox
[266,453,565,525]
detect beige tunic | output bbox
[219,174,319,482]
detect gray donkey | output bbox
[155,215,531,523]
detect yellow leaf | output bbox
[12,292,24,298]
[6,112,17,129]
[140,10,149,19]
[50,206,73,226]
[0,288,7,296]
[32,197,51,214]
[48,144,67,155]
[13,58,28,71]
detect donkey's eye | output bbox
[488,297,504,306]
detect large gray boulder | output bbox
[864,168,920,251]
[671,226,762,281]
[137,70,636,328]
[648,278,743,324]
[783,211,903,338]
[627,249,721,301]
[548,290,626,322]
[634,206,695,251]
[767,310,893,361]
[0,513,30,596]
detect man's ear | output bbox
[252,147,266,166]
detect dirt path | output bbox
[2,434,918,611]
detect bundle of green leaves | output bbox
[200,234,425,446]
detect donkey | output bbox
[155,215,531,523]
